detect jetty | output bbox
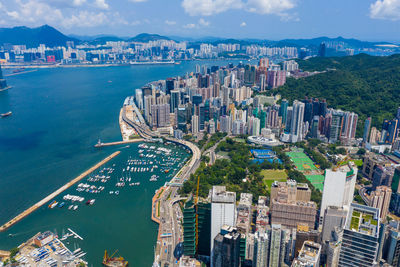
[94,138,144,147]
[0,151,121,232]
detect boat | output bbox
[68,205,73,210]
[58,202,65,208]
[73,205,78,210]
[48,200,58,209]
[1,111,12,118]
[86,199,95,205]
[115,191,119,195]
[103,250,128,267]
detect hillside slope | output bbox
[275,54,400,135]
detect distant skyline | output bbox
[1,0,400,41]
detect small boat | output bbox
[1,111,12,118]
[86,199,95,205]
[115,191,119,195]
[73,205,78,210]
[58,202,65,208]
[68,205,73,210]
[49,200,58,209]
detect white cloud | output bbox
[198,18,210,26]
[182,0,242,16]
[131,20,141,26]
[165,20,177,25]
[370,0,400,20]
[94,0,109,10]
[72,0,87,6]
[246,0,295,15]
[183,23,196,29]
[240,21,246,27]
[62,11,108,28]
[182,0,296,18]
[6,0,63,23]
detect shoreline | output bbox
[0,151,121,232]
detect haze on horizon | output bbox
[0,0,400,41]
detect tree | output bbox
[357,148,366,155]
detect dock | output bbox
[0,151,121,232]
[94,138,144,148]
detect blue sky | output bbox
[0,0,400,41]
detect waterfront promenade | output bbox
[0,151,121,232]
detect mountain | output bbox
[128,33,170,42]
[275,36,394,48]
[275,54,400,136]
[0,25,79,48]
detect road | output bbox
[124,105,200,267]
[359,185,371,204]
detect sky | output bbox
[0,0,400,41]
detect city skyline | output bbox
[0,0,400,41]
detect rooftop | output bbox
[346,203,380,238]
[211,186,236,203]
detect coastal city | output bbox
[1,0,400,267]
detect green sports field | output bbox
[261,169,288,193]
[286,148,325,192]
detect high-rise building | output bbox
[0,63,9,91]
[150,103,170,128]
[369,186,392,221]
[320,162,357,222]
[183,199,211,257]
[372,165,395,189]
[267,224,290,267]
[338,204,380,267]
[170,90,180,113]
[279,99,289,126]
[290,100,305,143]
[397,107,400,120]
[385,228,400,266]
[191,115,199,134]
[166,77,175,95]
[318,43,326,57]
[363,117,372,143]
[270,180,311,203]
[270,200,317,229]
[291,241,321,267]
[321,206,347,243]
[210,186,236,254]
[253,231,269,267]
[212,225,241,267]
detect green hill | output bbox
[0,25,78,48]
[275,54,400,136]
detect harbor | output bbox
[0,60,240,265]
[0,151,121,232]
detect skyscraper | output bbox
[385,228,400,266]
[279,99,289,126]
[191,115,199,134]
[363,117,372,143]
[0,63,9,91]
[210,186,236,254]
[369,186,392,220]
[290,100,305,142]
[253,231,269,267]
[320,162,358,222]
[338,203,380,267]
[170,90,180,113]
[321,206,347,243]
[267,224,289,267]
[212,225,241,267]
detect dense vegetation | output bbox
[179,139,323,206]
[275,54,400,136]
[179,138,269,202]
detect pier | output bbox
[0,151,121,232]
[94,138,144,147]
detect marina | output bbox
[0,151,121,232]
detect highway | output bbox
[123,103,201,266]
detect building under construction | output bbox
[183,198,211,257]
